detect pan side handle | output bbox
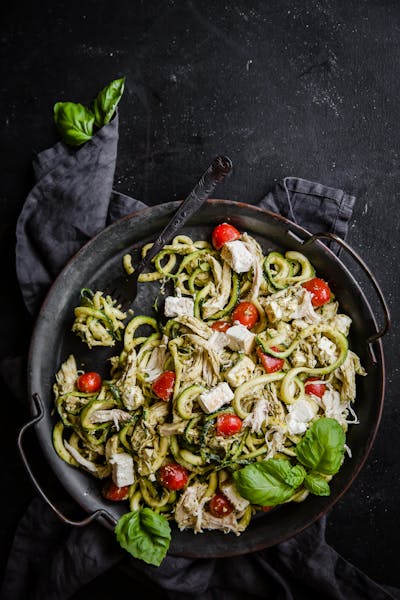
[18,393,117,528]
[302,232,390,359]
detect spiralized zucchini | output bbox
[53,231,366,536]
[72,289,126,348]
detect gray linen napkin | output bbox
[1,118,398,600]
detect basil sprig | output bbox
[233,418,346,505]
[92,77,125,128]
[115,508,171,566]
[53,103,94,146]
[54,77,125,146]
[295,417,345,475]
[233,459,306,506]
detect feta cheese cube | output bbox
[208,331,229,354]
[262,286,320,324]
[164,296,194,318]
[315,335,338,364]
[332,314,352,336]
[286,398,317,436]
[266,299,283,321]
[198,382,234,414]
[109,452,135,487]
[225,356,255,388]
[226,324,255,354]
[221,240,253,273]
[220,481,250,511]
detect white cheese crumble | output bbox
[220,481,250,511]
[198,382,234,414]
[262,285,320,324]
[286,398,317,435]
[226,324,255,354]
[208,331,229,354]
[164,296,194,318]
[109,452,135,487]
[220,240,253,273]
[315,335,338,364]
[332,314,352,336]
[225,356,255,388]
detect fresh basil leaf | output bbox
[92,77,125,128]
[295,417,345,475]
[288,464,307,488]
[115,508,171,566]
[304,472,331,496]
[233,459,305,506]
[53,102,94,146]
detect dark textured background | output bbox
[1,0,399,595]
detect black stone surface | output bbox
[1,0,399,595]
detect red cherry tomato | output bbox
[231,302,259,329]
[102,480,129,501]
[216,413,243,436]
[211,320,231,332]
[208,492,234,518]
[305,377,326,398]
[212,223,241,250]
[302,277,331,307]
[256,347,284,373]
[76,371,102,393]
[159,463,188,490]
[151,370,176,401]
[262,505,273,512]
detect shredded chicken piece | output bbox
[202,261,232,318]
[334,350,366,403]
[173,315,212,338]
[54,354,78,397]
[242,233,264,302]
[89,409,132,431]
[243,398,269,433]
[118,351,145,410]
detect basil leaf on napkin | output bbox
[295,417,345,475]
[233,459,306,506]
[93,77,125,128]
[53,102,95,146]
[53,77,125,146]
[115,508,171,567]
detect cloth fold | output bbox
[2,118,397,600]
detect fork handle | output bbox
[137,155,233,275]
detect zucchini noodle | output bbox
[53,229,366,536]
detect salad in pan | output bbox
[52,222,366,565]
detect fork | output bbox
[107,155,233,312]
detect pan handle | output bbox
[303,232,390,354]
[18,393,117,528]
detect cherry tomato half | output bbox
[212,223,241,250]
[76,371,102,393]
[151,370,176,401]
[208,492,234,518]
[211,320,231,332]
[232,301,259,329]
[102,480,129,501]
[305,377,326,398]
[216,413,243,436]
[256,347,284,373]
[302,277,331,307]
[159,463,188,490]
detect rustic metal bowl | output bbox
[22,200,388,557]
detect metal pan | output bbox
[22,200,389,557]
